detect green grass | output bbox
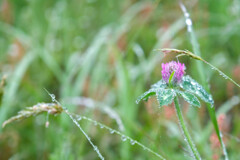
[0,0,240,159]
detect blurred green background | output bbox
[0,0,240,159]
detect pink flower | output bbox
[161,61,185,84]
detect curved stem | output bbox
[173,96,201,160]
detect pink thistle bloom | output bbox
[161,61,185,84]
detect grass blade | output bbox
[178,2,229,159]
[0,52,37,132]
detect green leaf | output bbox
[156,89,175,107]
[136,89,156,104]
[177,91,200,108]
[151,79,167,89]
[180,75,214,106]
[169,71,175,84]
[136,80,168,104]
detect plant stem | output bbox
[173,96,201,160]
[179,2,228,159]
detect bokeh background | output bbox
[0,0,240,159]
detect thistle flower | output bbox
[161,61,185,84]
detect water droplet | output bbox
[93,146,98,151]
[184,13,189,17]
[77,117,82,121]
[130,140,136,145]
[100,125,104,129]
[223,75,227,79]
[196,91,200,95]
[121,135,127,141]
[50,94,56,101]
[110,130,115,134]
[45,121,50,128]
[191,81,196,85]
[186,18,192,26]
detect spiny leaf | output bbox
[177,91,200,108]
[156,89,175,107]
[180,75,214,106]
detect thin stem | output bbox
[69,112,166,160]
[64,110,105,160]
[178,2,229,159]
[173,96,201,160]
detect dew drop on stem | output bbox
[110,130,115,134]
[50,94,56,102]
[130,140,136,145]
[121,135,127,141]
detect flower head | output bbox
[161,61,185,84]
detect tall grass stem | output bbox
[179,2,229,159]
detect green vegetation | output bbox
[0,0,240,159]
